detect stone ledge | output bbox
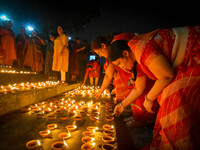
[0,83,81,116]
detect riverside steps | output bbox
[0,65,81,116]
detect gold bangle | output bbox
[145,95,153,103]
[120,102,125,109]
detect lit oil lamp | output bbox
[81,136,95,143]
[58,131,71,140]
[39,130,51,138]
[52,141,65,150]
[47,124,57,130]
[103,129,115,136]
[90,116,99,121]
[102,135,115,143]
[103,124,114,130]
[60,116,69,120]
[82,131,94,137]
[102,144,116,150]
[87,126,98,132]
[105,116,114,122]
[74,115,83,121]
[81,143,95,150]
[47,115,56,120]
[66,125,77,132]
[26,139,41,150]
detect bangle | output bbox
[120,102,125,109]
[145,95,154,103]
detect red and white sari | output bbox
[128,26,200,149]
[114,64,157,123]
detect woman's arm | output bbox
[114,75,147,116]
[95,64,115,99]
[146,55,175,101]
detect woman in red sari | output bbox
[92,33,158,127]
[110,26,200,149]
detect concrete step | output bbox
[0,83,81,116]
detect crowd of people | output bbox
[91,25,200,150]
[1,19,200,149]
[0,21,101,84]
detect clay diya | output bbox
[103,124,112,130]
[81,136,95,143]
[87,126,98,131]
[39,130,51,138]
[105,113,113,117]
[102,144,116,150]
[56,109,63,114]
[66,125,77,131]
[58,132,71,140]
[80,111,87,116]
[47,124,57,130]
[90,116,99,121]
[103,129,115,136]
[102,135,115,143]
[21,107,29,113]
[48,115,56,120]
[74,115,83,121]
[82,131,94,137]
[52,141,65,150]
[90,111,99,116]
[36,113,43,118]
[60,116,69,120]
[26,140,41,150]
[81,143,95,150]
[105,116,114,122]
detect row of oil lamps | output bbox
[24,86,116,150]
[0,81,62,94]
[0,65,37,74]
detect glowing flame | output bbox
[37,140,41,146]
[47,130,50,134]
[63,140,70,149]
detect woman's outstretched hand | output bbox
[95,92,102,99]
[143,99,155,113]
[114,103,125,117]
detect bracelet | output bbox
[120,102,125,109]
[145,95,154,103]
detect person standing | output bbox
[52,26,69,82]
[69,38,85,82]
[16,27,29,69]
[24,31,45,72]
[0,21,17,66]
[45,34,55,77]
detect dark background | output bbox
[0,0,199,41]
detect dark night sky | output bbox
[0,0,199,42]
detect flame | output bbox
[92,143,95,146]
[68,131,71,137]
[47,130,50,134]
[63,140,70,149]
[92,129,95,134]
[37,140,41,146]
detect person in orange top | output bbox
[0,21,17,66]
[110,26,200,149]
[82,59,100,86]
[92,33,158,127]
[24,31,45,72]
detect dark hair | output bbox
[90,36,107,50]
[108,40,130,62]
[76,37,81,41]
